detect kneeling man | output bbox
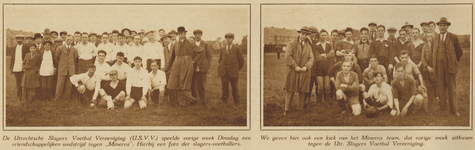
[70,64,101,107]
[96,69,126,109]
[125,56,150,109]
[392,63,424,116]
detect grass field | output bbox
[263,49,471,126]
[5,54,247,126]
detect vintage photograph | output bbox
[262,4,471,126]
[4,4,250,127]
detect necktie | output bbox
[226,45,229,54]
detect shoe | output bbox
[283,110,287,116]
[454,112,460,117]
[90,103,95,108]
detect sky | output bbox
[263,4,472,35]
[4,5,249,43]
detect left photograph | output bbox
[4,4,250,127]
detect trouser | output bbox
[39,76,55,100]
[13,72,23,98]
[149,87,165,104]
[357,59,369,72]
[277,52,280,59]
[436,60,458,113]
[191,71,207,104]
[165,72,170,103]
[79,89,94,105]
[171,89,197,106]
[336,90,361,116]
[221,72,240,104]
[97,90,126,108]
[22,87,36,103]
[305,76,317,105]
[285,92,305,111]
[317,76,331,102]
[54,73,72,101]
[423,71,437,111]
[77,59,93,74]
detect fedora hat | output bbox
[34,33,43,39]
[368,22,377,26]
[403,22,414,28]
[297,26,310,33]
[168,30,177,35]
[308,26,318,33]
[436,17,451,26]
[177,26,187,33]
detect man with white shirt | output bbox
[128,35,145,67]
[89,32,99,47]
[97,32,114,65]
[10,34,27,99]
[125,56,150,109]
[114,33,129,63]
[70,64,101,107]
[38,41,56,101]
[144,31,165,72]
[111,30,120,45]
[95,50,112,83]
[76,32,97,74]
[111,52,128,82]
[148,61,167,105]
[126,35,133,45]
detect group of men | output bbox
[283,17,463,118]
[10,26,245,109]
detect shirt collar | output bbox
[359,39,369,45]
[316,41,330,45]
[342,38,354,44]
[375,37,387,42]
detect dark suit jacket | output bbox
[432,32,463,74]
[55,44,78,76]
[195,41,212,73]
[10,44,30,72]
[309,40,324,76]
[218,44,244,78]
[163,43,174,67]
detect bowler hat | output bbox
[403,22,414,28]
[43,28,51,35]
[436,17,451,26]
[34,33,43,39]
[368,22,377,26]
[309,26,318,33]
[297,26,310,33]
[387,27,397,32]
[193,29,203,34]
[177,26,187,33]
[225,33,234,39]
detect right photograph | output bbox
[262,4,471,126]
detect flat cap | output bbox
[387,27,397,32]
[225,33,235,38]
[160,33,172,39]
[81,32,88,35]
[43,28,51,35]
[51,31,58,35]
[60,31,68,35]
[168,30,177,35]
[193,29,203,34]
[25,35,34,39]
[420,22,428,26]
[112,30,120,34]
[15,34,25,38]
[34,33,43,39]
[368,22,377,26]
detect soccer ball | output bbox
[365,106,379,118]
[390,110,397,116]
[77,85,86,93]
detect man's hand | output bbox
[340,84,347,88]
[320,54,327,57]
[388,65,393,73]
[427,66,434,73]
[330,77,335,83]
[295,66,301,72]
[301,66,307,71]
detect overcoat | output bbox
[283,37,314,93]
[21,52,41,88]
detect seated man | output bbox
[70,64,101,107]
[96,69,126,109]
[111,52,129,82]
[125,56,150,109]
[362,71,394,114]
[362,56,387,90]
[148,61,167,105]
[335,60,361,116]
[392,63,424,116]
[395,50,428,112]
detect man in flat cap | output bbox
[433,17,463,117]
[50,31,58,41]
[368,22,378,41]
[168,30,178,46]
[159,29,166,37]
[420,22,429,41]
[164,26,205,106]
[191,29,212,107]
[43,28,51,43]
[10,34,28,99]
[218,33,245,107]
[304,26,321,106]
[283,26,314,115]
[60,31,68,45]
